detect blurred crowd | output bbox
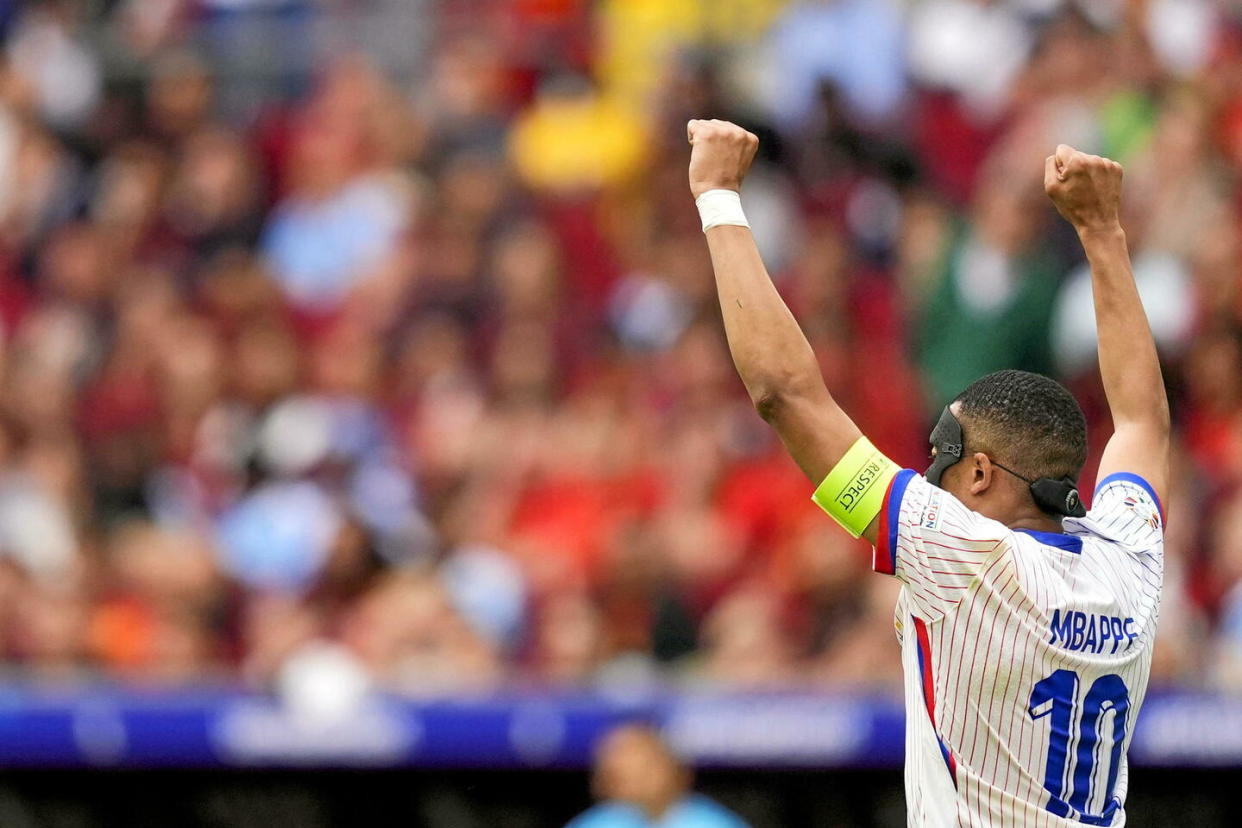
[0,0,1241,697]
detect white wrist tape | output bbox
[695,189,749,232]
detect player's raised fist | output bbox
[687,119,759,199]
[1044,144,1124,234]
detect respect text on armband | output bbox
[835,457,886,514]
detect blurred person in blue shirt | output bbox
[566,725,749,828]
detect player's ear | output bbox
[969,452,993,496]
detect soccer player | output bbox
[688,122,1167,827]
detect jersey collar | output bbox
[1014,528,1083,555]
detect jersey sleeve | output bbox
[873,469,1012,621]
[1082,471,1164,550]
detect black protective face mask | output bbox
[925,406,963,488]
[924,406,1086,519]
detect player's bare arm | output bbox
[687,119,882,543]
[1045,146,1171,508]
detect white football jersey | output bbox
[873,470,1164,828]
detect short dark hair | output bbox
[952,369,1087,481]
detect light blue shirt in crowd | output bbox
[768,0,906,126]
[261,175,406,311]
[566,795,749,828]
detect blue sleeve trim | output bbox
[1094,472,1165,524]
[887,469,916,561]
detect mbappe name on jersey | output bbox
[1049,608,1137,654]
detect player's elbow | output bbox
[749,376,821,424]
[752,387,785,423]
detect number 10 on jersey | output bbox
[1029,669,1131,826]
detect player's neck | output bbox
[1006,512,1066,535]
[970,493,1066,535]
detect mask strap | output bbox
[989,459,1086,518]
[990,459,1033,485]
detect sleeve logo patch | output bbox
[1122,492,1160,530]
[922,489,943,531]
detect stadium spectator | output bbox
[566,724,749,828]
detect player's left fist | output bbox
[687,119,759,199]
[1044,145,1124,234]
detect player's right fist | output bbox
[687,119,759,199]
[1044,144,1123,234]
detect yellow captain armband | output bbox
[811,437,901,538]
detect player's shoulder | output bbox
[894,470,1011,544]
[1069,471,1165,551]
